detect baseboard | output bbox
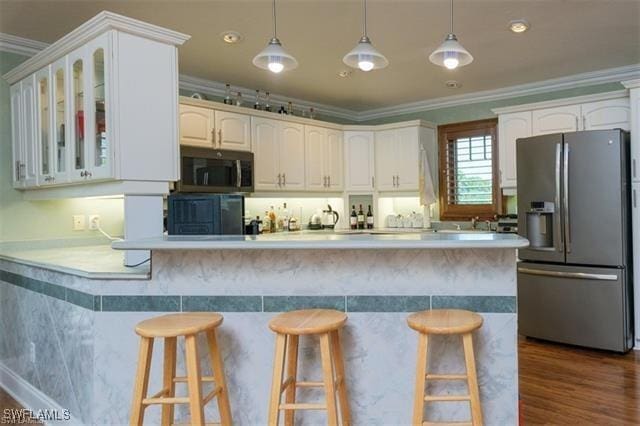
[0,361,83,426]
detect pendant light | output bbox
[429,0,473,70]
[343,0,388,72]
[253,0,298,73]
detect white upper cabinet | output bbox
[215,110,251,151]
[375,126,420,191]
[179,104,215,148]
[251,117,304,191]
[304,125,344,191]
[344,131,375,192]
[532,105,580,135]
[5,12,189,194]
[498,111,532,189]
[630,87,640,183]
[581,98,630,131]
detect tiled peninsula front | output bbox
[0,233,527,425]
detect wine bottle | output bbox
[264,91,272,112]
[254,89,261,110]
[366,205,374,229]
[350,205,358,230]
[223,83,232,105]
[357,204,365,230]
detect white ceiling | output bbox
[1,0,639,111]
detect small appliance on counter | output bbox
[167,194,245,235]
[308,210,323,230]
[496,214,518,233]
[322,205,339,229]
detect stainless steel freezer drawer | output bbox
[518,262,632,352]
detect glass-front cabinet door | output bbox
[86,34,111,180]
[35,66,54,185]
[52,57,70,183]
[69,46,87,181]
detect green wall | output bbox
[360,82,624,125]
[0,51,124,242]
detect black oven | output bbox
[177,147,254,193]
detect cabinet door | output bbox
[532,105,580,135]
[498,111,532,189]
[304,125,326,191]
[251,117,280,190]
[630,89,640,183]
[375,129,398,190]
[21,75,38,187]
[86,35,112,180]
[344,131,374,191]
[69,46,89,181]
[279,122,305,190]
[326,129,344,191]
[35,66,54,186]
[581,98,630,131]
[215,110,251,151]
[52,57,70,183]
[10,83,24,188]
[395,127,419,190]
[179,104,215,147]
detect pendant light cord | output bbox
[362,0,368,37]
[272,0,278,39]
[450,0,454,34]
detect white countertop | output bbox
[112,231,529,250]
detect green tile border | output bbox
[1,268,516,314]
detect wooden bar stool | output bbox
[129,312,233,426]
[267,309,351,426]
[407,309,484,426]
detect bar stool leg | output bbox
[185,334,205,426]
[412,332,428,426]
[268,333,287,426]
[319,333,339,426]
[130,337,154,426]
[161,337,177,426]
[462,333,483,426]
[284,335,299,426]
[330,330,351,426]
[206,329,233,426]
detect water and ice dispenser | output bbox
[525,201,555,249]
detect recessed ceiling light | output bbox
[445,80,461,89]
[338,70,353,78]
[509,19,530,33]
[220,30,243,44]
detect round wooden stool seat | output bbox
[269,309,347,335]
[407,309,483,335]
[135,312,223,338]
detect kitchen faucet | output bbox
[470,216,480,230]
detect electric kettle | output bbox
[322,205,339,229]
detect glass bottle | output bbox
[254,89,261,110]
[235,92,243,107]
[309,107,316,119]
[287,101,294,116]
[223,83,232,104]
[264,91,272,112]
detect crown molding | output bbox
[3,11,190,84]
[179,74,358,122]
[0,33,49,57]
[354,63,640,121]
[622,79,640,89]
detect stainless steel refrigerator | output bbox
[517,129,633,352]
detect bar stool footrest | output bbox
[424,394,471,402]
[426,374,467,380]
[423,422,472,426]
[279,403,327,410]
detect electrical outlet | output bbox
[89,215,101,230]
[29,341,36,364]
[73,215,85,231]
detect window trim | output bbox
[438,119,501,221]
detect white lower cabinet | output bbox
[344,131,375,192]
[251,117,304,191]
[304,125,343,191]
[498,111,532,189]
[374,126,420,191]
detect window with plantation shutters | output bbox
[438,119,501,220]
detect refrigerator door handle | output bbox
[518,267,618,281]
[555,143,564,252]
[563,143,571,253]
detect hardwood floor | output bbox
[519,336,640,425]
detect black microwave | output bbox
[167,194,245,235]
[176,147,254,193]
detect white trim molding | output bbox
[179,74,358,122]
[356,64,640,121]
[622,79,640,89]
[491,89,629,115]
[0,361,82,426]
[0,33,49,57]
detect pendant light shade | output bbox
[429,0,473,70]
[253,0,298,73]
[343,0,388,72]
[429,33,473,70]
